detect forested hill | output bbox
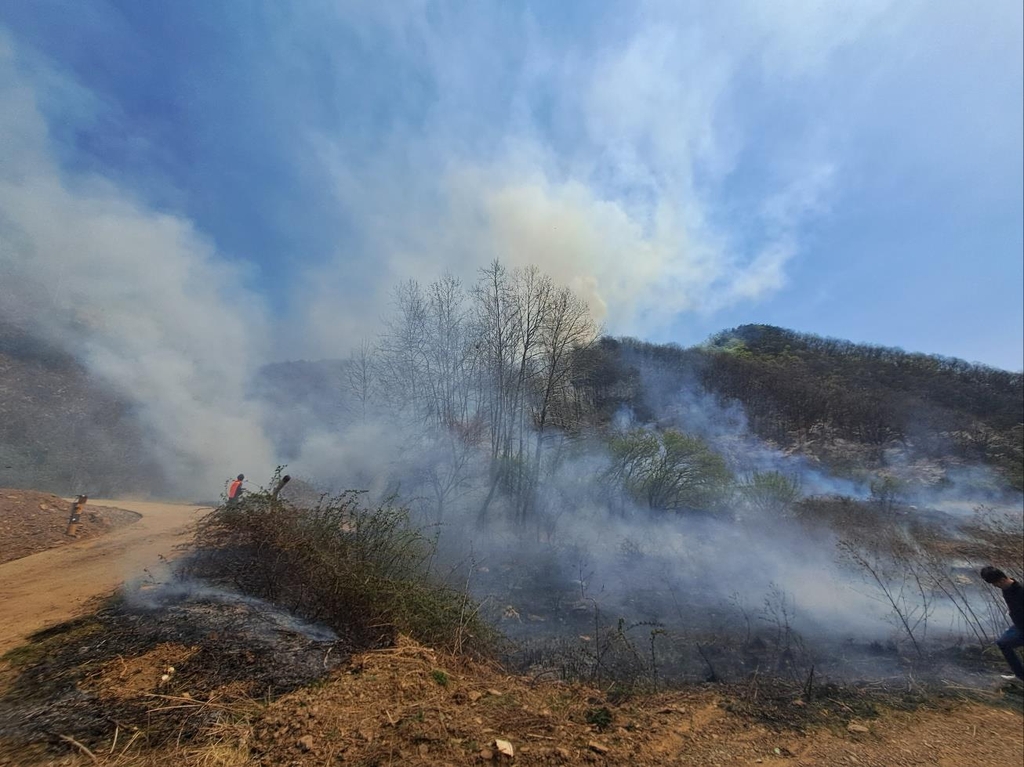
[2,319,1021,495]
[585,325,1023,488]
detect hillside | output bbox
[0,324,164,496]
[577,327,1024,489]
[0,489,140,565]
[2,321,1021,496]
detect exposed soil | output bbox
[205,639,1024,767]
[1,625,1021,767]
[0,496,205,655]
[0,489,140,565]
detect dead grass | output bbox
[3,629,1022,767]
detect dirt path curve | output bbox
[0,499,208,655]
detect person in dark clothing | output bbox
[980,566,1024,680]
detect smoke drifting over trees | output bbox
[241,260,1022,685]
[2,245,1021,684]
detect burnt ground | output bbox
[0,489,140,564]
[0,578,1020,767]
[0,496,1020,766]
[0,585,352,763]
[1,623,1021,767]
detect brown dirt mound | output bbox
[0,488,140,565]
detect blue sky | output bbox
[1,0,1022,370]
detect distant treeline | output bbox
[3,306,1021,499]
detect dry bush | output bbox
[793,495,886,544]
[183,473,499,657]
[838,502,1024,653]
[958,505,1024,579]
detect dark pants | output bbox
[996,626,1024,679]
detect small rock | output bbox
[555,747,571,760]
[468,690,483,702]
[297,735,314,752]
[847,723,870,735]
[479,748,495,760]
[588,741,609,755]
[791,699,805,707]
[487,689,503,697]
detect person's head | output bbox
[236,474,245,481]
[980,566,1013,588]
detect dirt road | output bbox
[0,499,207,655]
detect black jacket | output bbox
[1004,580,1024,631]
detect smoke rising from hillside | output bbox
[1,18,1020,686]
[0,21,825,497]
[0,43,275,496]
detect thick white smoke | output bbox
[0,41,275,497]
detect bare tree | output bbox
[376,280,430,423]
[472,260,522,524]
[343,339,376,421]
[837,531,932,658]
[368,260,597,529]
[423,273,473,431]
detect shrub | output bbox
[607,429,732,512]
[184,472,499,657]
[585,706,613,730]
[741,471,801,516]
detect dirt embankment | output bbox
[0,489,140,565]
[0,494,206,655]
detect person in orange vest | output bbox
[227,474,245,505]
